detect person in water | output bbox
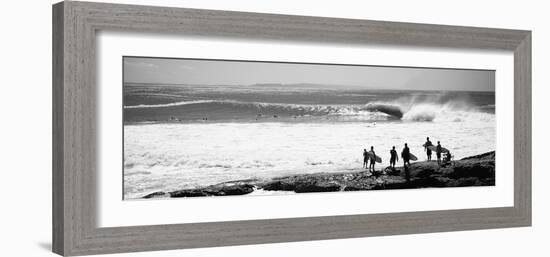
[363,149,369,169]
[401,143,411,167]
[424,137,433,161]
[369,146,376,172]
[436,141,443,165]
[390,146,398,169]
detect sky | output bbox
[123,57,495,92]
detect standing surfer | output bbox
[389,146,398,169]
[369,146,376,172]
[401,143,411,167]
[401,143,411,182]
[424,137,433,161]
[363,149,369,169]
[444,150,452,163]
[436,141,443,166]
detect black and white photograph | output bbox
[123,57,496,200]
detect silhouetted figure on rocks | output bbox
[369,146,376,172]
[402,143,411,182]
[436,141,443,166]
[363,149,369,169]
[401,143,411,167]
[424,137,433,161]
[444,150,452,163]
[390,146,398,169]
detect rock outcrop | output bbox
[142,151,495,198]
[143,181,255,198]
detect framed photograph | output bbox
[52,1,531,256]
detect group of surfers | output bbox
[362,137,451,172]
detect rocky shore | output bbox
[143,151,495,199]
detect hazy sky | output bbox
[124,57,495,92]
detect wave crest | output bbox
[125,96,493,123]
[365,97,491,123]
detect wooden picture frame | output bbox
[52,1,531,256]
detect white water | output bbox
[124,111,495,199]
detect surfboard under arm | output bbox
[428,145,449,153]
[367,152,382,163]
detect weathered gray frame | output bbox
[52,1,531,256]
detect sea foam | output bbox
[124,116,495,199]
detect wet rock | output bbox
[441,160,495,179]
[143,151,496,199]
[343,185,369,191]
[261,180,297,191]
[170,189,209,197]
[169,182,254,198]
[206,183,255,196]
[372,175,410,190]
[426,175,450,187]
[405,161,440,178]
[294,181,341,193]
[444,177,483,187]
[143,191,170,199]
[384,166,400,176]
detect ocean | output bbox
[123,84,495,199]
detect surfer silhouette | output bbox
[436,141,443,165]
[444,150,452,163]
[424,137,433,161]
[401,143,411,182]
[390,146,398,169]
[363,149,369,169]
[369,146,376,172]
[401,143,411,167]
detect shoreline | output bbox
[141,151,495,199]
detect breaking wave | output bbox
[124,100,218,109]
[364,95,494,122]
[124,97,493,123]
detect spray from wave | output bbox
[364,94,492,122]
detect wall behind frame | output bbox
[0,0,547,256]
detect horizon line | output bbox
[123,82,496,93]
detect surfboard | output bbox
[409,153,418,161]
[367,152,382,163]
[427,145,449,153]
